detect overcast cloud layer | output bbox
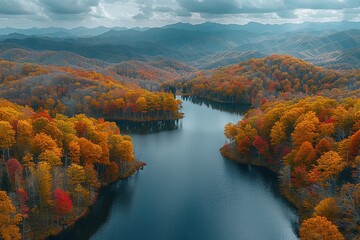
[0,0,359,28]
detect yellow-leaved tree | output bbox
[0,191,22,240]
[300,216,344,240]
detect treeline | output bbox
[177,55,360,107]
[222,97,360,239]
[104,60,195,91]
[106,59,195,83]
[0,99,141,239]
[0,60,183,122]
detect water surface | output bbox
[56,97,298,240]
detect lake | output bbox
[55,96,298,240]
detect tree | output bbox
[224,123,238,142]
[38,149,62,166]
[237,136,252,155]
[299,216,344,240]
[73,184,90,213]
[292,117,319,147]
[253,135,269,159]
[292,141,316,168]
[106,162,119,182]
[117,140,135,173]
[270,121,286,146]
[135,97,148,112]
[118,140,135,162]
[6,158,22,189]
[32,162,53,208]
[0,191,22,240]
[67,164,86,187]
[315,138,332,157]
[319,122,335,137]
[333,106,354,140]
[78,138,102,165]
[53,188,72,216]
[84,164,100,201]
[84,164,100,189]
[0,121,15,159]
[74,121,87,138]
[235,124,257,145]
[349,130,360,163]
[337,183,360,235]
[68,140,80,164]
[15,120,33,157]
[291,165,309,188]
[314,197,339,223]
[31,116,50,134]
[22,152,34,169]
[30,133,59,159]
[338,138,350,163]
[308,151,345,183]
[16,188,29,238]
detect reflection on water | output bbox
[50,96,298,240]
[181,95,250,115]
[222,159,299,234]
[114,119,180,135]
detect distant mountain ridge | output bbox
[0,21,359,69]
[0,26,149,38]
[0,48,110,70]
[1,20,359,37]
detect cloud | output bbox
[176,0,360,15]
[175,8,192,17]
[154,6,173,12]
[277,10,297,19]
[342,7,360,20]
[90,3,112,18]
[0,0,39,15]
[38,0,101,15]
[132,0,154,19]
[284,0,360,10]
[177,0,242,14]
[0,0,359,28]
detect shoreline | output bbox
[220,145,302,228]
[47,161,146,239]
[219,145,280,173]
[181,94,250,105]
[105,116,184,123]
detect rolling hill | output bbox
[181,55,360,106]
[0,22,359,70]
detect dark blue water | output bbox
[55,97,298,240]
[90,98,298,240]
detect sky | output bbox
[0,0,359,28]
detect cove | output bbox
[53,97,298,240]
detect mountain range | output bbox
[0,21,359,71]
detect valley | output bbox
[0,19,359,240]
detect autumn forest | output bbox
[1,8,360,240]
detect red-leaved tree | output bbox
[53,188,73,216]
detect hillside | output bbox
[0,98,142,239]
[182,55,351,106]
[192,51,267,69]
[222,96,360,239]
[314,48,360,69]
[0,26,359,69]
[0,48,196,90]
[0,48,110,70]
[0,60,183,121]
[105,59,195,89]
[238,29,360,69]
